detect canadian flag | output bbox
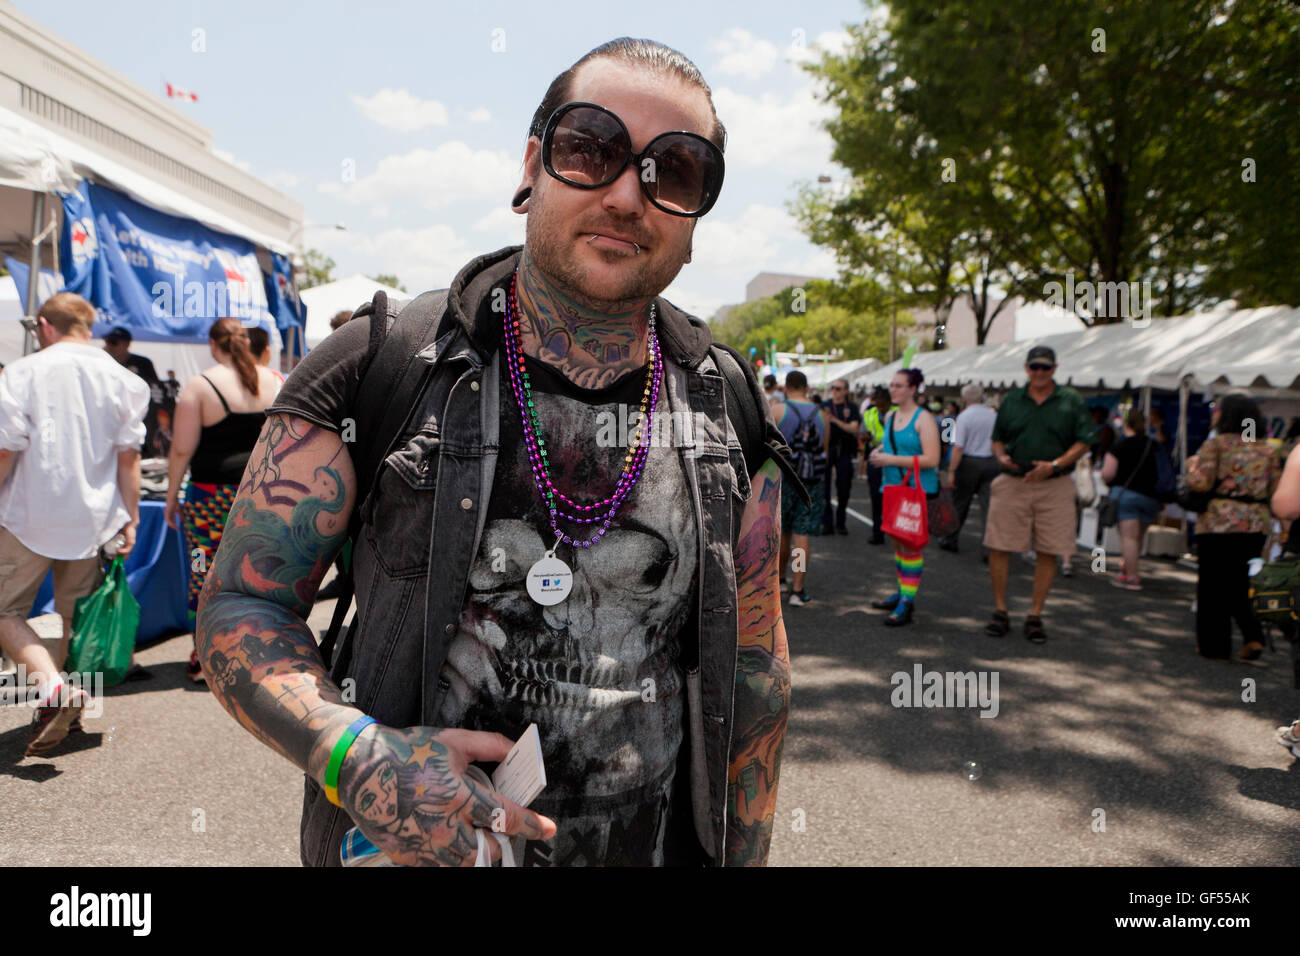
[165,82,198,102]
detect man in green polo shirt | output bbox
[983,345,1095,644]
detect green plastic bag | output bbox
[65,555,140,687]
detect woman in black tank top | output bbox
[164,319,280,683]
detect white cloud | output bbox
[787,28,853,67]
[472,205,526,243]
[465,107,492,124]
[661,284,728,322]
[349,88,449,132]
[666,204,835,316]
[693,203,793,278]
[318,142,518,214]
[710,28,781,81]
[313,223,479,293]
[212,147,252,172]
[712,84,835,173]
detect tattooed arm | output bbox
[725,459,790,866]
[196,413,554,865]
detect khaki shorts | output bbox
[983,473,1078,556]
[0,526,103,619]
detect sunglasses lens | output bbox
[546,104,723,216]
[550,107,630,186]
[644,135,720,215]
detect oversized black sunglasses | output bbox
[537,102,725,218]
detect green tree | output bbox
[372,273,407,292]
[299,248,335,290]
[798,0,1300,330]
[712,285,905,364]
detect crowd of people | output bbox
[0,293,281,753]
[3,290,1298,767]
[4,37,1292,874]
[769,344,1300,759]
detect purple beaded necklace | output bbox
[503,272,664,551]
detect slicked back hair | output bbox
[528,38,727,153]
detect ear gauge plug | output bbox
[512,187,532,209]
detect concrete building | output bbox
[0,0,301,263]
[910,293,1020,349]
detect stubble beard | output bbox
[523,186,689,314]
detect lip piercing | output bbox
[588,234,641,255]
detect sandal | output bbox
[1024,615,1047,644]
[984,610,1010,637]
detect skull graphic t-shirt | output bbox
[435,349,698,866]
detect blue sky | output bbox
[17,0,875,318]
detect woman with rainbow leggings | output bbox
[867,368,941,626]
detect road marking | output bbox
[844,505,875,528]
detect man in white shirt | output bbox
[0,292,149,756]
[938,382,999,556]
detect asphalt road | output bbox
[3,474,1297,866]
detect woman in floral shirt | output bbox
[1185,392,1283,661]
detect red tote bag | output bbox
[881,456,930,549]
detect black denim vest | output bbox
[299,247,753,866]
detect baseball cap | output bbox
[104,326,132,344]
[1026,345,1056,365]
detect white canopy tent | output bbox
[300,274,406,349]
[859,305,1299,393]
[858,304,1300,469]
[0,106,294,256]
[0,105,300,367]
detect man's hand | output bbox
[1024,460,1057,482]
[942,471,956,490]
[337,726,557,867]
[115,520,137,559]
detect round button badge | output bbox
[526,554,573,606]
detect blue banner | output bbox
[263,250,307,350]
[59,182,297,344]
[3,257,64,314]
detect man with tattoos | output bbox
[197,38,793,866]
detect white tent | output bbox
[859,305,1300,393]
[300,274,406,349]
[0,106,293,255]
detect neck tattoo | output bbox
[503,272,663,605]
[514,250,651,390]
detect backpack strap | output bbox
[320,288,451,668]
[710,343,810,506]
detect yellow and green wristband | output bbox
[323,715,377,807]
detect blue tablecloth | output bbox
[28,499,191,645]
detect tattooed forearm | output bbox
[199,591,358,776]
[196,414,360,778]
[515,246,653,390]
[726,461,791,866]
